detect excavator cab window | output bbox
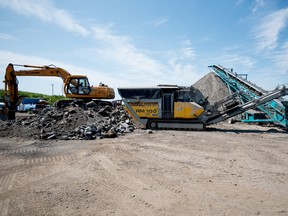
[67,78,90,95]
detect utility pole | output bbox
[51,84,54,95]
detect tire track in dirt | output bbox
[0,142,94,212]
[0,173,16,192]
[246,168,288,195]
[75,147,161,214]
[140,140,227,168]
[0,142,92,166]
[23,154,79,165]
[92,153,162,213]
[130,140,226,186]
[121,141,231,198]
[150,177,182,194]
[0,140,95,157]
[91,143,195,213]
[241,142,288,195]
[0,153,93,202]
[0,173,16,216]
[91,175,157,213]
[0,147,56,155]
[96,143,184,192]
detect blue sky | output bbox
[0,0,288,99]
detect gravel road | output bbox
[0,122,287,216]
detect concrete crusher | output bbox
[118,70,288,130]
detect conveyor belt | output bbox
[209,65,288,128]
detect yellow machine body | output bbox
[117,86,208,130]
[174,102,204,119]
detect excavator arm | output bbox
[5,63,71,79]
[4,63,73,119]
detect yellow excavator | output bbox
[3,63,115,120]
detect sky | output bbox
[0,0,288,99]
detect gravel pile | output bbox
[193,72,230,106]
[0,101,135,140]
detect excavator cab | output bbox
[63,75,115,100]
[65,76,91,95]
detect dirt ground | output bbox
[0,122,288,216]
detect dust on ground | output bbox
[0,122,287,216]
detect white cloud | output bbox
[179,40,196,60]
[269,41,288,74]
[0,50,55,67]
[254,7,288,53]
[236,0,245,6]
[153,17,169,27]
[181,47,195,59]
[0,32,16,40]
[0,0,89,36]
[92,28,202,86]
[182,41,196,60]
[167,57,200,85]
[92,26,165,77]
[167,39,196,63]
[252,0,266,14]
[208,53,256,71]
[163,40,201,85]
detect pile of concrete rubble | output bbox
[0,100,135,140]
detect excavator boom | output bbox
[5,63,71,80]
